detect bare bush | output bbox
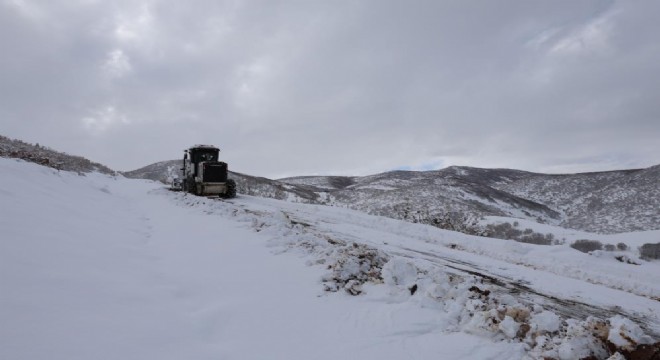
[604,244,616,251]
[570,239,603,253]
[483,222,555,245]
[517,232,553,245]
[617,242,628,251]
[639,243,660,260]
[484,222,520,240]
[430,211,484,236]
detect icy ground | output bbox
[1,158,659,359]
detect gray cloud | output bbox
[1,0,658,178]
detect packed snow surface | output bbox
[1,158,658,359]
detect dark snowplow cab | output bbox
[182,144,236,198]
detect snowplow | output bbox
[181,145,236,198]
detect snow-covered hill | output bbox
[495,166,660,233]
[280,165,660,234]
[2,157,659,359]
[127,159,660,234]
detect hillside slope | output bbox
[0,135,115,175]
[496,166,660,233]
[2,157,659,359]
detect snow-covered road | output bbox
[1,158,658,359]
[0,159,523,359]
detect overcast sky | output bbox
[1,0,659,178]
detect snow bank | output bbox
[608,315,655,351]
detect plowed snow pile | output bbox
[1,158,658,359]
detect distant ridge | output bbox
[127,159,660,234]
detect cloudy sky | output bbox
[1,0,658,178]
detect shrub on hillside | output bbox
[570,239,603,253]
[429,211,484,236]
[639,243,660,260]
[484,222,521,240]
[483,222,555,245]
[517,232,554,245]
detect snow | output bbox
[608,315,654,350]
[1,157,658,359]
[530,311,561,333]
[499,316,520,339]
[381,258,418,287]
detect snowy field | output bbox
[1,158,658,359]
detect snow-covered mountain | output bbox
[121,159,179,183]
[495,166,660,233]
[282,165,660,234]
[126,160,660,234]
[2,156,659,359]
[281,167,561,228]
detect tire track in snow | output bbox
[388,246,660,338]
